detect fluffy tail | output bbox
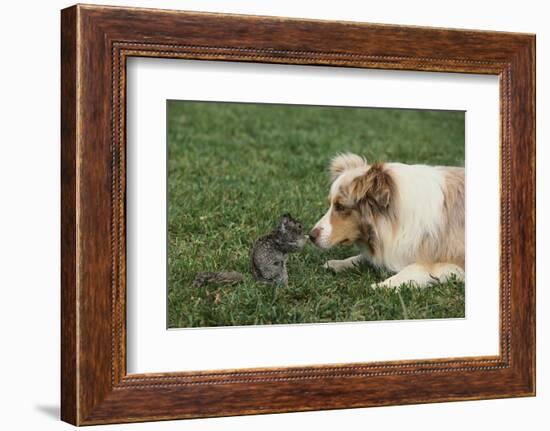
[193,271,244,287]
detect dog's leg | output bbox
[373,263,464,289]
[324,255,363,273]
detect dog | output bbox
[309,153,465,288]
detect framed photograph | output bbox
[61,4,535,425]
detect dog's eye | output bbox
[334,203,345,212]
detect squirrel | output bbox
[193,213,307,287]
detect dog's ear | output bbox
[350,164,393,211]
[329,153,367,182]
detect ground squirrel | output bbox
[193,213,306,287]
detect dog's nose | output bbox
[309,227,321,242]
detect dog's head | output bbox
[309,153,395,249]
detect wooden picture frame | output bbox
[61,4,535,425]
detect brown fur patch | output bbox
[441,167,465,268]
[350,163,395,214]
[415,167,465,268]
[360,222,378,255]
[327,205,363,246]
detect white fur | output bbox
[314,210,333,248]
[373,163,446,272]
[372,263,464,289]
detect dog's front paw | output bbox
[371,278,400,290]
[370,281,386,289]
[323,259,346,273]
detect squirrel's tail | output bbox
[193,271,244,287]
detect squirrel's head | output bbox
[276,213,307,251]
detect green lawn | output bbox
[167,101,465,328]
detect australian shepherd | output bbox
[309,153,465,288]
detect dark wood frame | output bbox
[61,4,536,426]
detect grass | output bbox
[167,101,465,328]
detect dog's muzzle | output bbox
[308,227,321,243]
